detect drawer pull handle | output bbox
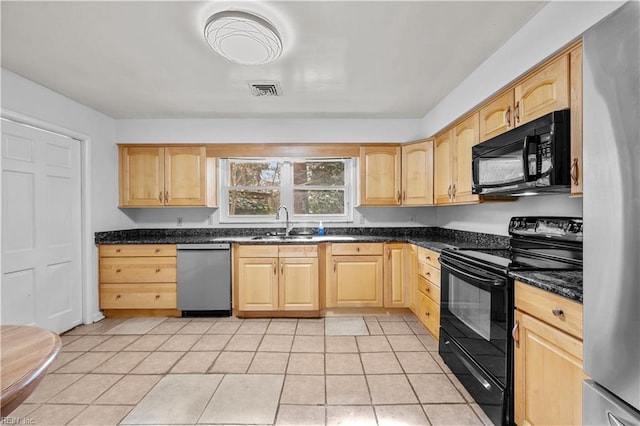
[159,191,163,202]
[426,287,430,292]
[426,272,431,277]
[570,157,580,186]
[155,248,160,253]
[115,249,121,253]
[512,320,520,348]
[155,268,161,273]
[273,262,277,275]
[116,294,122,299]
[356,247,360,252]
[280,262,284,275]
[116,269,121,273]
[425,256,431,261]
[333,260,336,272]
[425,312,430,317]
[514,101,520,123]
[552,308,564,318]
[397,190,402,203]
[165,191,169,202]
[155,295,160,299]
[387,248,391,260]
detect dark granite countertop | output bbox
[510,270,583,303]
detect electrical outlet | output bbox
[177,217,183,226]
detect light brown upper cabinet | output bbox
[480,91,515,142]
[119,145,217,207]
[514,55,570,127]
[434,114,481,205]
[401,140,434,205]
[359,146,401,206]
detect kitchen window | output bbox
[220,158,354,223]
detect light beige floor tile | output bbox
[376,315,406,322]
[108,317,167,335]
[407,320,430,335]
[163,317,192,322]
[48,374,122,404]
[207,321,241,334]
[8,402,40,418]
[94,374,162,405]
[123,334,171,352]
[276,405,326,425]
[423,403,484,426]
[266,321,297,335]
[26,373,84,403]
[287,353,324,374]
[417,333,439,351]
[387,335,427,352]
[248,352,289,374]
[148,321,187,334]
[408,374,465,403]
[176,321,213,334]
[325,375,370,405]
[375,404,429,426]
[91,335,140,351]
[325,317,368,336]
[209,351,254,373]
[380,321,413,335]
[325,353,363,375]
[190,317,219,323]
[291,335,324,352]
[365,321,384,335]
[68,404,133,425]
[430,353,452,373]
[366,374,418,404]
[92,351,150,374]
[447,373,475,402]
[130,352,184,374]
[61,334,82,345]
[280,375,325,404]
[46,351,83,372]
[56,351,116,373]
[157,334,200,351]
[360,352,402,374]
[470,403,496,426]
[325,336,358,353]
[191,334,232,351]
[326,405,376,425]
[258,334,293,352]
[225,334,263,351]
[122,374,223,425]
[61,335,110,352]
[198,374,284,424]
[170,351,219,373]
[396,351,442,374]
[237,320,270,334]
[295,322,324,335]
[355,336,392,352]
[27,403,86,426]
[64,318,126,336]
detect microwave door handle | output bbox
[522,135,536,181]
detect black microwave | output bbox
[472,109,571,196]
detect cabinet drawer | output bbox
[99,244,176,257]
[416,247,440,269]
[278,244,318,258]
[417,291,440,338]
[515,280,583,340]
[100,283,177,309]
[418,275,440,304]
[418,261,441,284]
[100,257,176,283]
[235,245,279,258]
[331,243,383,256]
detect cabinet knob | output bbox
[425,312,430,317]
[116,269,121,273]
[115,248,121,253]
[155,248,160,253]
[116,294,122,299]
[356,247,360,252]
[155,295,160,300]
[426,287,430,292]
[426,272,431,277]
[552,307,565,318]
[155,268,161,273]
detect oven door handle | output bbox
[439,257,505,288]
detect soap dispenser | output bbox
[318,221,325,236]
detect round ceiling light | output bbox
[204,10,283,65]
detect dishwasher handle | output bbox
[177,243,230,250]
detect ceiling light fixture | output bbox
[204,10,283,66]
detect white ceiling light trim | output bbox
[204,10,283,65]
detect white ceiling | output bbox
[1,1,547,119]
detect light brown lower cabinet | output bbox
[383,243,408,308]
[513,281,587,426]
[414,247,441,338]
[326,243,384,308]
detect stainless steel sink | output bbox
[247,235,355,242]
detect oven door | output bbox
[439,256,512,386]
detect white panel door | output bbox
[2,120,82,333]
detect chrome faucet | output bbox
[275,205,290,237]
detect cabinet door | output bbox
[514,310,587,426]
[408,245,418,313]
[401,140,433,205]
[164,146,207,206]
[569,45,583,196]
[453,113,481,204]
[119,146,165,207]
[383,243,407,308]
[417,291,439,339]
[359,146,401,206]
[237,257,278,311]
[279,257,319,311]
[329,256,383,307]
[434,130,453,205]
[479,91,515,142]
[514,55,570,126]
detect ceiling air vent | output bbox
[248,81,282,97]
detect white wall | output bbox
[421,1,625,233]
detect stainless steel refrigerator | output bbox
[583,1,640,424]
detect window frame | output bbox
[219,157,355,224]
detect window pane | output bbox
[293,161,345,186]
[229,190,280,215]
[230,161,281,187]
[294,190,344,215]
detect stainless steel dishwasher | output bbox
[177,243,231,316]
